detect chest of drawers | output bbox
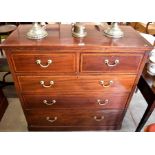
[2,24,153,131]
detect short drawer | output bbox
[11,53,76,73]
[17,75,136,93]
[26,109,123,126]
[81,53,143,73]
[22,93,129,109]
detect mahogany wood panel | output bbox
[28,125,122,131]
[11,52,76,73]
[81,53,143,73]
[22,93,129,109]
[17,75,136,93]
[26,109,123,126]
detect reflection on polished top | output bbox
[1,24,153,51]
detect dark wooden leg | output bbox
[0,89,8,121]
[135,101,155,132]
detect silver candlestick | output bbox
[72,22,87,38]
[26,22,48,39]
[104,22,124,38]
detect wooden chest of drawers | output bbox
[2,24,153,131]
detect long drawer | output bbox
[28,125,122,131]
[81,53,143,73]
[26,109,123,126]
[11,53,76,73]
[22,93,129,109]
[17,75,136,93]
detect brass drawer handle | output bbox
[99,80,113,87]
[36,59,52,68]
[94,116,104,121]
[43,99,56,105]
[105,59,119,67]
[40,80,54,88]
[97,99,109,105]
[46,116,57,123]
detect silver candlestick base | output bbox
[26,22,48,39]
[104,22,124,38]
[72,22,87,38]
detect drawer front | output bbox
[81,53,143,73]
[26,109,123,126]
[28,125,121,131]
[22,93,129,109]
[17,75,136,93]
[11,53,76,73]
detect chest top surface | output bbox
[1,24,153,51]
